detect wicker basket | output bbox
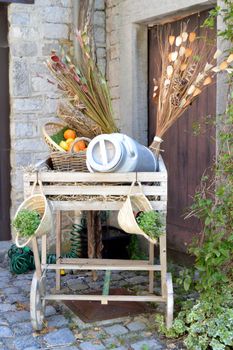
[14,182,52,248]
[118,182,157,245]
[57,102,102,139]
[42,122,67,152]
[50,137,91,172]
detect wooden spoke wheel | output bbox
[30,272,46,331]
[166,272,174,329]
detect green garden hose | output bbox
[8,221,87,274]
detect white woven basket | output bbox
[118,182,157,245]
[14,182,52,248]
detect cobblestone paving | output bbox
[0,265,184,350]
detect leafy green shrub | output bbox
[155,2,233,349]
[136,210,164,240]
[13,209,41,237]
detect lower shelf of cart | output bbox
[42,258,161,271]
[44,294,165,302]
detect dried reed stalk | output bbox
[150,24,233,155]
[46,30,118,135]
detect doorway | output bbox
[148,10,216,252]
[0,4,11,240]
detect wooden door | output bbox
[0,4,11,240]
[148,11,216,252]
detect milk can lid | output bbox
[86,134,123,172]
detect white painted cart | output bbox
[23,157,173,331]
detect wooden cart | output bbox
[23,157,174,331]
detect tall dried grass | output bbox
[46,30,118,135]
[150,24,233,154]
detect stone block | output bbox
[45,96,59,113]
[94,26,106,44]
[47,314,69,328]
[4,311,30,324]
[127,276,148,285]
[43,23,69,40]
[12,60,29,96]
[79,341,105,350]
[42,42,60,55]
[104,324,128,336]
[14,138,47,152]
[126,321,146,332]
[95,0,105,10]
[38,0,72,7]
[109,30,119,46]
[110,44,119,60]
[9,26,41,41]
[42,6,71,24]
[110,86,120,100]
[107,59,119,87]
[94,11,105,27]
[14,121,38,139]
[11,41,38,57]
[45,305,57,317]
[96,47,106,59]
[0,326,13,338]
[97,58,106,76]
[131,339,163,350]
[32,76,55,93]
[13,98,44,112]
[43,328,76,346]
[10,13,30,26]
[13,335,40,350]
[67,279,88,291]
[13,322,33,336]
[0,304,16,313]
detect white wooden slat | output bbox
[24,171,167,183]
[29,185,167,196]
[60,258,153,266]
[42,263,161,271]
[44,294,165,302]
[50,200,167,211]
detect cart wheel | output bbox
[166,272,174,329]
[30,271,46,331]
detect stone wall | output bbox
[8,0,73,217]
[106,0,121,127]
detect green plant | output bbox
[155,3,233,349]
[127,235,147,260]
[50,126,68,145]
[13,209,41,237]
[136,210,164,240]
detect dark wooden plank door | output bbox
[148,10,216,252]
[0,4,11,240]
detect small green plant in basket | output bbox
[13,209,41,238]
[136,210,164,240]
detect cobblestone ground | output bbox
[0,264,185,350]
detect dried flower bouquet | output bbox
[150,25,233,155]
[46,30,118,136]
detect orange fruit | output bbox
[66,138,74,151]
[72,143,80,152]
[72,140,86,152]
[64,129,76,140]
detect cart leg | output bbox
[56,211,61,291]
[32,237,42,279]
[159,234,167,298]
[41,234,47,266]
[166,272,174,328]
[149,242,154,293]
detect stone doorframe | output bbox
[117,0,228,146]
